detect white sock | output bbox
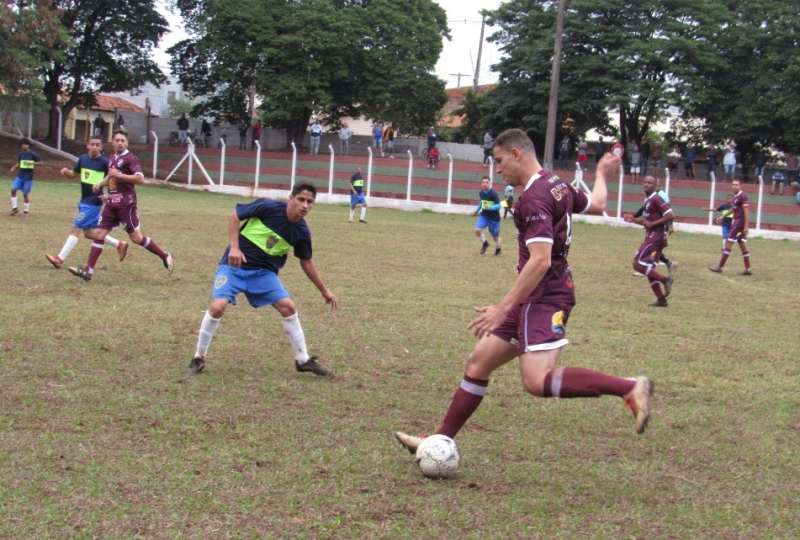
[360,207,367,219]
[479,233,486,244]
[195,311,221,358]
[57,235,80,261]
[104,236,120,248]
[495,238,501,248]
[281,313,310,363]
[11,197,17,209]
[349,209,354,220]
[23,203,29,212]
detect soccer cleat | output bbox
[494,247,501,256]
[624,376,654,434]
[295,356,330,376]
[668,260,678,278]
[117,240,129,262]
[741,269,753,276]
[45,253,63,269]
[185,356,206,375]
[395,431,426,454]
[68,266,92,281]
[23,211,28,216]
[708,266,723,273]
[10,208,18,216]
[480,241,489,255]
[164,252,174,274]
[663,276,673,297]
[649,298,668,307]
[359,219,368,224]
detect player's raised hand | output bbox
[227,247,246,268]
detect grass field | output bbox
[1,180,798,538]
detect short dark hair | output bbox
[494,128,536,157]
[112,129,128,138]
[19,137,31,146]
[88,135,103,143]
[292,181,317,198]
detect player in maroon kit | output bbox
[395,129,654,456]
[709,180,752,275]
[69,130,174,281]
[623,176,677,307]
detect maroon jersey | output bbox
[106,150,143,208]
[731,191,749,229]
[642,192,673,244]
[513,170,590,304]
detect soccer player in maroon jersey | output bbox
[709,180,753,275]
[395,129,654,456]
[68,130,174,281]
[623,176,677,307]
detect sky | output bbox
[153,0,505,90]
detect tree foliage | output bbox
[39,0,168,139]
[169,0,450,146]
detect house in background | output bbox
[106,77,189,118]
[67,95,148,141]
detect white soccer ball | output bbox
[415,435,461,479]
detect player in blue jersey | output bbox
[472,176,502,255]
[349,166,368,223]
[45,136,128,269]
[9,137,43,216]
[186,181,339,376]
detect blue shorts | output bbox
[721,224,731,239]
[12,177,33,194]
[73,203,103,230]
[724,164,736,174]
[350,193,367,206]
[475,215,501,238]
[212,265,289,308]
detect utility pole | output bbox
[449,73,471,88]
[543,0,567,172]
[473,14,486,92]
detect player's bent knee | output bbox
[273,298,296,317]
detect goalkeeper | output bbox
[471,176,503,256]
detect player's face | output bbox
[287,190,315,222]
[86,139,102,158]
[732,180,741,193]
[492,146,522,185]
[481,178,490,190]
[112,134,128,154]
[20,144,30,152]
[643,177,657,195]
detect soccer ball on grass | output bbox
[415,435,461,479]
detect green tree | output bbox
[166,97,194,119]
[483,0,729,156]
[451,89,487,144]
[39,0,168,140]
[169,0,450,147]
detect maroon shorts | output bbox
[98,203,140,232]
[633,240,664,267]
[727,224,747,242]
[491,302,573,354]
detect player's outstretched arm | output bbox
[299,258,338,311]
[586,153,621,215]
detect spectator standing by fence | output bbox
[753,149,767,179]
[116,114,126,133]
[684,142,696,180]
[594,137,606,170]
[650,142,663,177]
[705,144,718,180]
[668,145,681,176]
[639,138,651,175]
[237,120,248,150]
[177,114,189,142]
[201,119,212,148]
[558,136,571,170]
[309,119,322,155]
[483,129,493,167]
[723,143,737,182]
[577,136,588,169]
[372,123,383,156]
[338,123,352,155]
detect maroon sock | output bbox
[742,251,751,270]
[649,280,665,299]
[137,236,168,260]
[545,367,635,398]
[85,242,104,272]
[436,375,488,439]
[719,250,730,268]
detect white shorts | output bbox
[631,166,641,173]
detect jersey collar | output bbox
[524,171,545,192]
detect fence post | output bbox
[617,168,624,219]
[406,149,413,201]
[187,140,194,186]
[328,144,335,195]
[219,137,226,186]
[366,147,373,197]
[446,154,454,205]
[151,131,159,180]
[28,99,33,139]
[756,174,764,230]
[708,172,716,226]
[254,140,261,189]
[488,156,494,184]
[665,168,671,196]
[290,142,297,191]
[56,106,62,151]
